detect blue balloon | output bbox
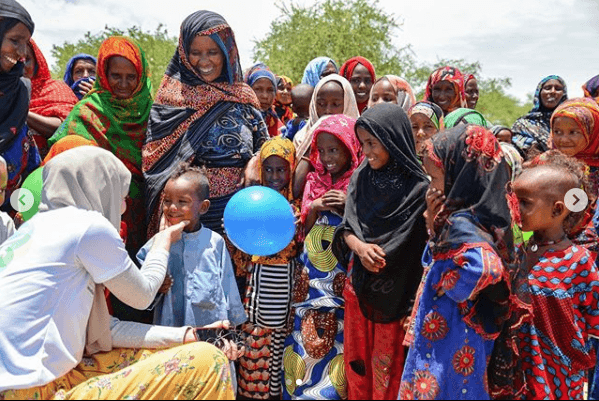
[224,186,295,256]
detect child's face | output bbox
[316,132,351,181]
[252,77,276,112]
[369,79,398,107]
[410,113,438,155]
[276,80,292,105]
[496,129,513,143]
[356,126,390,170]
[162,177,210,232]
[291,93,311,118]
[513,175,559,232]
[262,155,291,192]
[315,81,344,118]
[552,116,587,157]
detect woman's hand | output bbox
[356,242,386,273]
[184,320,246,361]
[77,79,94,97]
[240,155,260,188]
[424,187,445,237]
[158,274,173,294]
[151,220,188,253]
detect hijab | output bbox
[245,63,283,137]
[300,114,362,223]
[369,75,416,112]
[512,75,568,152]
[408,100,444,131]
[339,56,376,114]
[583,74,599,101]
[274,75,294,124]
[42,135,98,166]
[49,36,152,186]
[63,53,97,100]
[301,56,338,87]
[0,0,34,153]
[39,146,131,355]
[424,66,468,113]
[293,74,359,159]
[143,10,260,222]
[550,97,599,167]
[335,103,429,322]
[444,107,489,128]
[257,136,296,201]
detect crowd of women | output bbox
[1,0,599,399]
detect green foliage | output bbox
[253,0,532,127]
[50,25,177,96]
[252,0,414,83]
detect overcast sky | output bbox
[20,0,599,103]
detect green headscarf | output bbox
[48,37,152,198]
[444,108,489,129]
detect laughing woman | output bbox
[423,66,468,116]
[48,36,152,260]
[512,75,568,156]
[0,0,40,211]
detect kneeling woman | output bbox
[0,147,238,400]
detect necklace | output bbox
[529,235,567,252]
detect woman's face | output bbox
[465,78,479,109]
[540,79,565,110]
[188,35,224,83]
[316,81,344,118]
[252,77,276,112]
[410,113,438,155]
[276,79,292,105]
[369,79,398,107]
[552,116,587,157]
[107,56,138,99]
[432,80,458,114]
[349,63,373,105]
[72,59,97,81]
[0,22,30,73]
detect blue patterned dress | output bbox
[283,212,347,400]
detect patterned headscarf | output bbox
[551,98,599,167]
[245,63,282,137]
[28,39,78,151]
[408,100,444,131]
[301,115,362,223]
[49,36,152,190]
[512,75,568,153]
[340,56,376,114]
[63,53,97,100]
[582,75,599,101]
[294,74,359,159]
[258,136,296,201]
[368,75,416,112]
[424,66,468,113]
[301,56,338,87]
[444,108,489,128]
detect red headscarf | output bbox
[340,56,376,114]
[301,114,363,223]
[28,39,78,149]
[424,66,468,113]
[550,98,599,167]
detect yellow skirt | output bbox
[0,342,234,400]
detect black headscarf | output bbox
[333,103,429,323]
[0,0,34,152]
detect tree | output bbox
[50,25,177,96]
[254,0,532,127]
[252,0,415,83]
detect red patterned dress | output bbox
[517,244,599,400]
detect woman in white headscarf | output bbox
[0,146,240,400]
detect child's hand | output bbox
[159,274,173,294]
[322,190,346,210]
[425,187,446,236]
[356,243,386,273]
